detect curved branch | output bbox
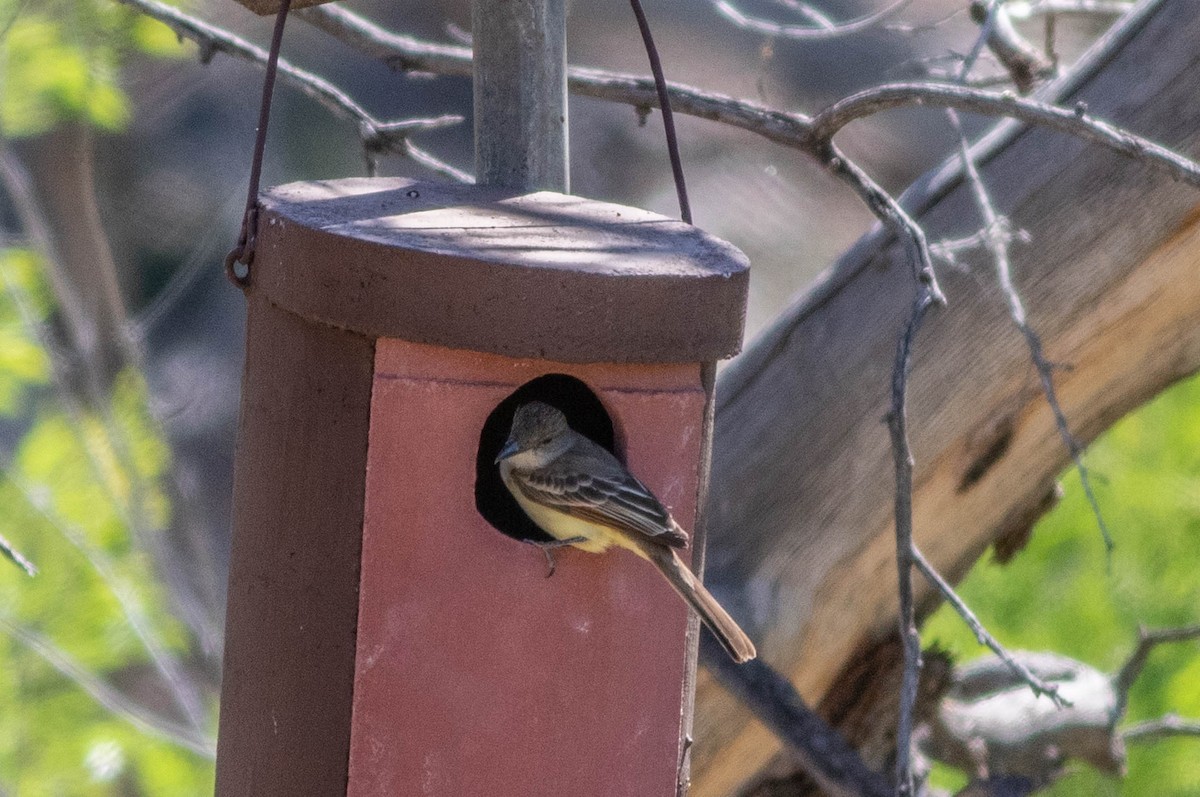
[0,614,215,757]
[298,6,1200,195]
[0,531,35,576]
[116,0,468,181]
[711,0,914,41]
[809,83,1200,187]
[1123,714,1200,743]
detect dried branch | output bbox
[0,613,214,757]
[912,547,1066,704]
[711,0,914,41]
[1122,714,1200,743]
[700,635,894,797]
[1113,624,1200,721]
[820,143,945,301]
[886,288,937,797]
[296,5,1200,196]
[0,243,213,740]
[0,531,35,576]
[296,5,472,76]
[0,458,219,741]
[115,0,468,182]
[928,652,1120,784]
[1007,0,1135,18]
[969,1,1054,93]
[948,107,1112,552]
[1,137,221,737]
[808,83,1200,188]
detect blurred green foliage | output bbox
[924,373,1200,796]
[0,0,210,790]
[0,0,184,137]
[0,248,214,795]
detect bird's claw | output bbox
[530,537,587,578]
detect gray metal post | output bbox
[472,0,568,192]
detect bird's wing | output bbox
[516,437,688,548]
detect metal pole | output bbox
[472,0,568,192]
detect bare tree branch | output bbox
[887,297,928,797]
[948,107,1113,553]
[1123,714,1200,743]
[711,0,914,41]
[295,5,1200,195]
[808,83,1200,188]
[114,0,469,182]
[1008,0,1134,18]
[969,1,1055,93]
[0,613,214,757]
[912,547,1066,704]
[701,635,894,797]
[0,531,35,576]
[296,4,472,76]
[1113,624,1200,721]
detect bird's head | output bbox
[495,401,572,467]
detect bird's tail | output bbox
[645,544,756,663]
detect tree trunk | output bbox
[693,2,1200,792]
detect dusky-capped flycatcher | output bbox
[496,401,756,663]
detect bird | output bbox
[495,401,756,663]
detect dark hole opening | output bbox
[475,374,617,543]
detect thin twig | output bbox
[0,613,214,757]
[1122,714,1200,742]
[1008,0,1134,18]
[0,253,213,739]
[296,4,473,76]
[711,0,914,41]
[0,458,220,745]
[114,0,468,181]
[0,531,36,576]
[821,142,945,303]
[971,1,1055,93]
[886,288,936,797]
[948,108,1112,553]
[1113,624,1200,721]
[294,5,1200,193]
[808,83,1200,188]
[912,546,1067,705]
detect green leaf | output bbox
[0,0,186,136]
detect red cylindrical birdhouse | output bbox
[215,178,749,795]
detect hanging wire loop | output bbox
[224,0,293,289]
[628,0,692,225]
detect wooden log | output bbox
[692,2,1200,792]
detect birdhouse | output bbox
[214,177,749,795]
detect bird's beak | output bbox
[495,439,520,464]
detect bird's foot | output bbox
[528,536,587,578]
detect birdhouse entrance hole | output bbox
[475,373,617,543]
